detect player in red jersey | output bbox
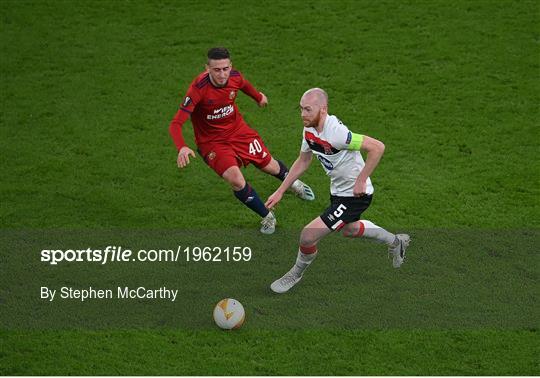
[169,47,315,234]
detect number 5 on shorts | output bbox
[333,204,347,217]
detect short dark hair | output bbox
[207,47,230,61]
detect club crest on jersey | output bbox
[182,96,192,107]
[207,151,216,160]
[229,91,236,99]
[317,155,334,170]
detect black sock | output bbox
[233,183,269,218]
[272,160,289,181]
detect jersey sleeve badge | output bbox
[182,96,192,107]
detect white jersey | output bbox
[301,114,374,196]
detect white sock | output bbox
[292,249,317,276]
[360,220,397,246]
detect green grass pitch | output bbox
[1,0,539,375]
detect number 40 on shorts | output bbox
[249,139,263,155]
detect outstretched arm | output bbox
[170,86,201,169]
[169,109,196,168]
[240,76,267,107]
[353,135,385,196]
[265,151,313,208]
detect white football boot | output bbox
[260,211,276,234]
[270,268,302,293]
[388,234,410,268]
[289,180,315,201]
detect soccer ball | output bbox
[213,298,245,330]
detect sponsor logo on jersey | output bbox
[182,96,192,107]
[207,151,216,160]
[207,105,234,120]
[317,155,334,170]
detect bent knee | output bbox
[343,229,355,238]
[300,228,318,247]
[229,179,246,191]
[342,222,363,238]
[222,169,246,190]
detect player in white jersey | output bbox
[265,88,410,294]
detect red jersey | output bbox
[169,70,263,150]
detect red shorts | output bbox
[198,125,273,176]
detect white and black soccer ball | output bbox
[213,298,245,330]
